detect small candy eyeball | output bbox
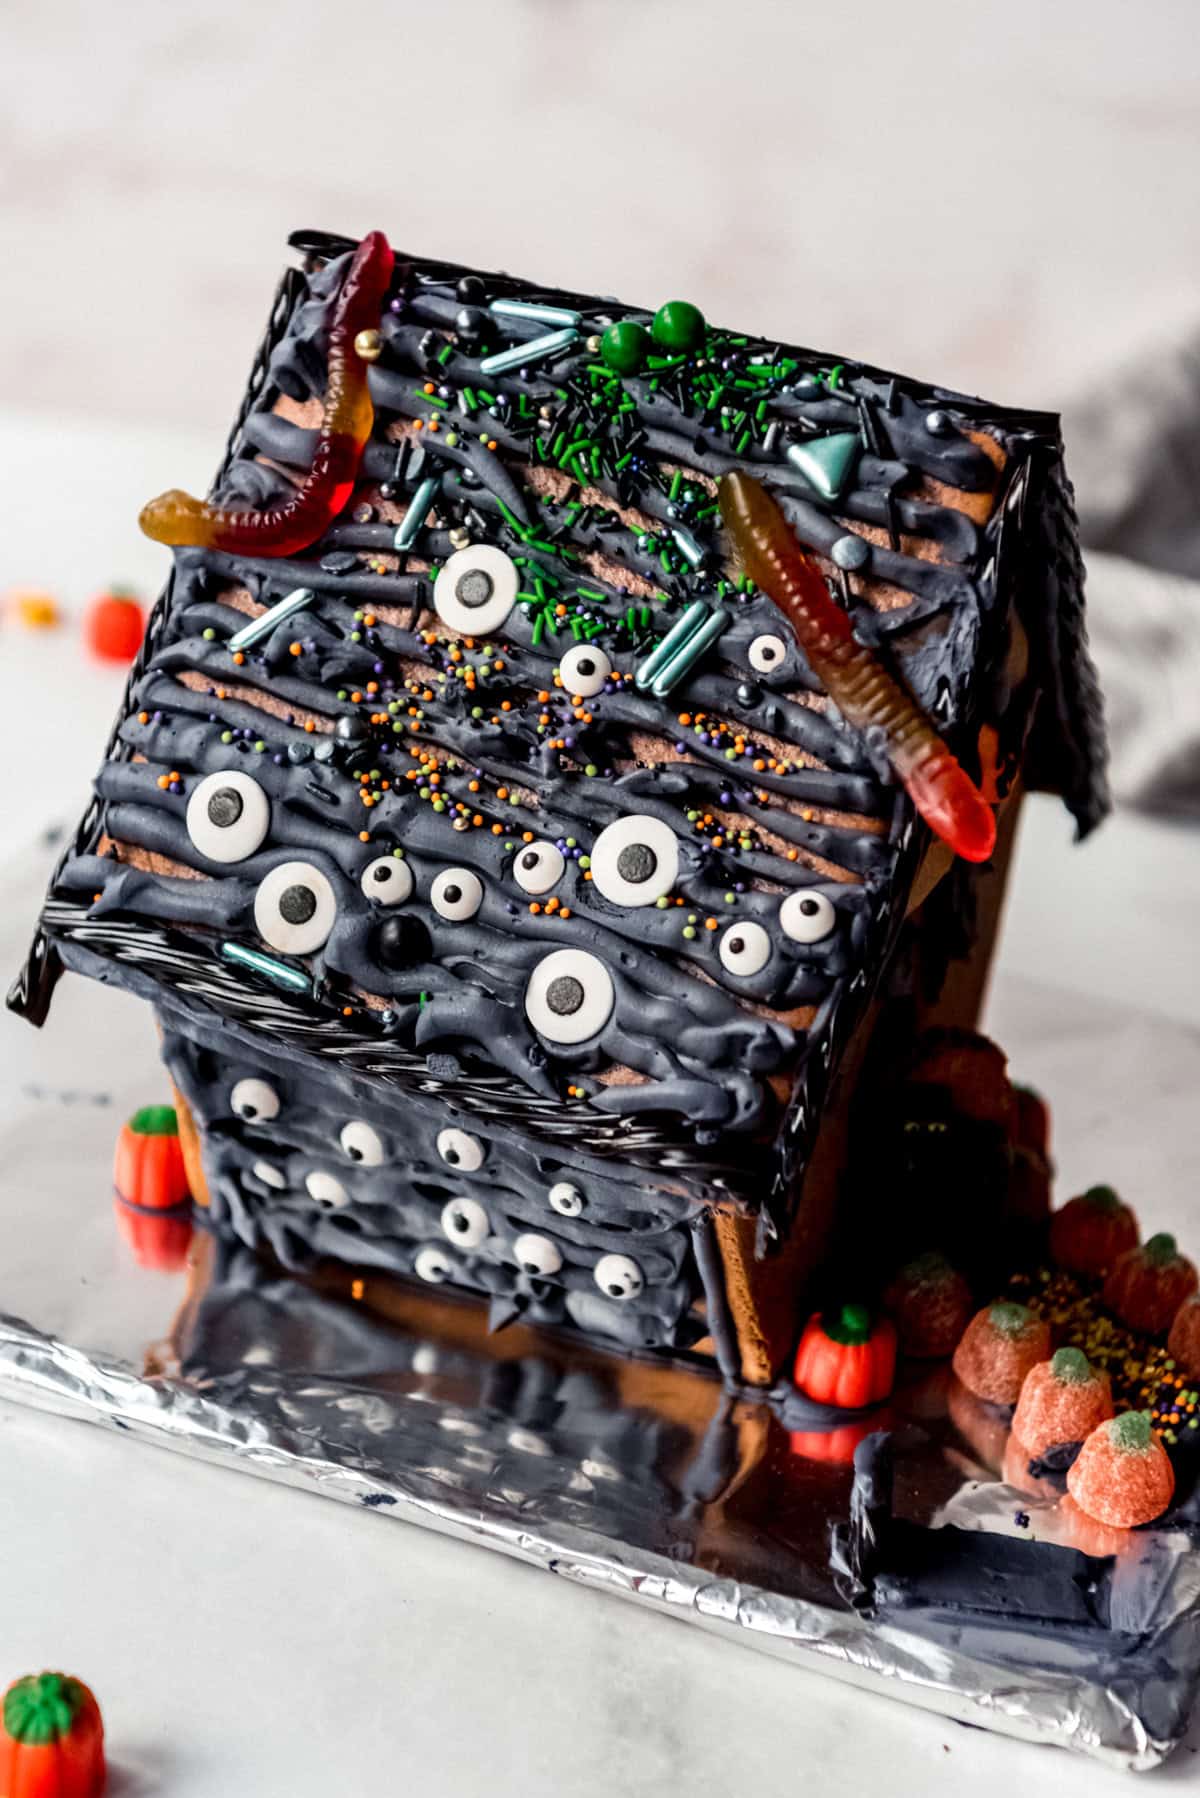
[433,543,519,635]
[513,1231,564,1277]
[548,1181,585,1218]
[441,1195,490,1249]
[589,814,679,907]
[252,1159,287,1190]
[339,1119,385,1166]
[558,643,612,698]
[747,633,787,676]
[717,920,772,977]
[360,856,413,905]
[414,1244,453,1284]
[436,1127,485,1171]
[305,1170,350,1210]
[524,948,615,1044]
[185,770,270,864]
[430,867,483,922]
[594,1253,644,1301]
[254,860,338,954]
[512,840,565,896]
[231,1077,280,1122]
[780,889,837,944]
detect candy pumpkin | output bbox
[792,1305,896,1410]
[113,1104,193,1272]
[1048,1184,1139,1279]
[1067,1410,1175,1529]
[0,1671,105,1798]
[1011,1347,1113,1457]
[883,1252,973,1359]
[951,1300,1050,1406]
[1167,1293,1200,1378]
[1103,1233,1199,1336]
[84,587,144,662]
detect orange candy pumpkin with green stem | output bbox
[113,1104,193,1271]
[951,1300,1050,1406]
[793,1305,896,1409]
[0,1671,105,1797]
[1103,1233,1199,1335]
[1048,1185,1139,1278]
[1067,1410,1175,1529]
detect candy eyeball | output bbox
[254,860,338,955]
[524,948,615,1045]
[433,543,519,636]
[305,1170,350,1210]
[589,814,678,907]
[441,1196,490,1249]
[559,643,612,698]
[780,889,837,944]
[436,1127,485,1172]
[718,920,772,977]
[548,1181,585,1218]
[513,1231,564,1277]
[339,1120,385,1166]
[360,856,413,905]
[594,1253,644,1302]
[430,867,483,922]
[185,770,270,864]
[252,1159,287,1190]
[747,633,787,676]
[414,1244,453,1284]
[512,840,565,896]
[231,1077,280,1123]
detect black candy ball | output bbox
[456,274,486,305]
[375,913,433,971]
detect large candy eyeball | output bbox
[360,856,413,905]
[252,1160,287,1190]
[718,920,772,977]
[433,543,518,635]
[185,770,270,864]
[513,1232,563,1277]
[548,1181,585,1218]
[441,1196,489,1249]
[748,633,787,676]
[254,860,337,954]
[780,889,837,943]
[231,1077,280,1123]
[305,1170,350,1210]
[414,1244,453,1284]
[589,814,678,908]
[559,643,611,698]
[339,1120,384,1166]
[431,867,483,922]
[594,1253,644,1301]
[525,948,614,1045]
[513,840,565,896]
[436,1127,485,1171]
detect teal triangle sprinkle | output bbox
[786,430,862,501]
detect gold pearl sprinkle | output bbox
[354,327,383,362]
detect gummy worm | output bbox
[718,470,996,864]
[139,230,395,558]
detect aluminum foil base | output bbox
[3,856,1199,1771]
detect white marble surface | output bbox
[2,404,1200,1789]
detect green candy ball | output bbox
[652,299,706,352]
[600,320,649,375]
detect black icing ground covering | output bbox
[9,231,1106,1360]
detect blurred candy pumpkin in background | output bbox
[112,1103,193,1272]
[0,1670,105,1798]
[84,586,145,662]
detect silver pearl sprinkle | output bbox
[831,533,870,571]
[925,409,951,435]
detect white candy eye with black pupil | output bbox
[253,861,338,955]
[414,1245,453,1284]
[513,841,565,896]
[594,1253,644,1301]
[436,1127,484,1172]
[433,544,518,636]
[718,920,772,977]
[305,1170,350,1210]
[431,867,483,921]
[231,1077,280,1122]
[780,889,837,943]
[748,633,787,676]
[186,770,270,864]
[513,1232,563,1277]
[524,948,614,1045]
[589,814,679,907]
[360,856,413,905]
[548,1181,584,1218]
[559,643,611,698]
[339,1120,384,1166]
[441,1196,489,1249]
